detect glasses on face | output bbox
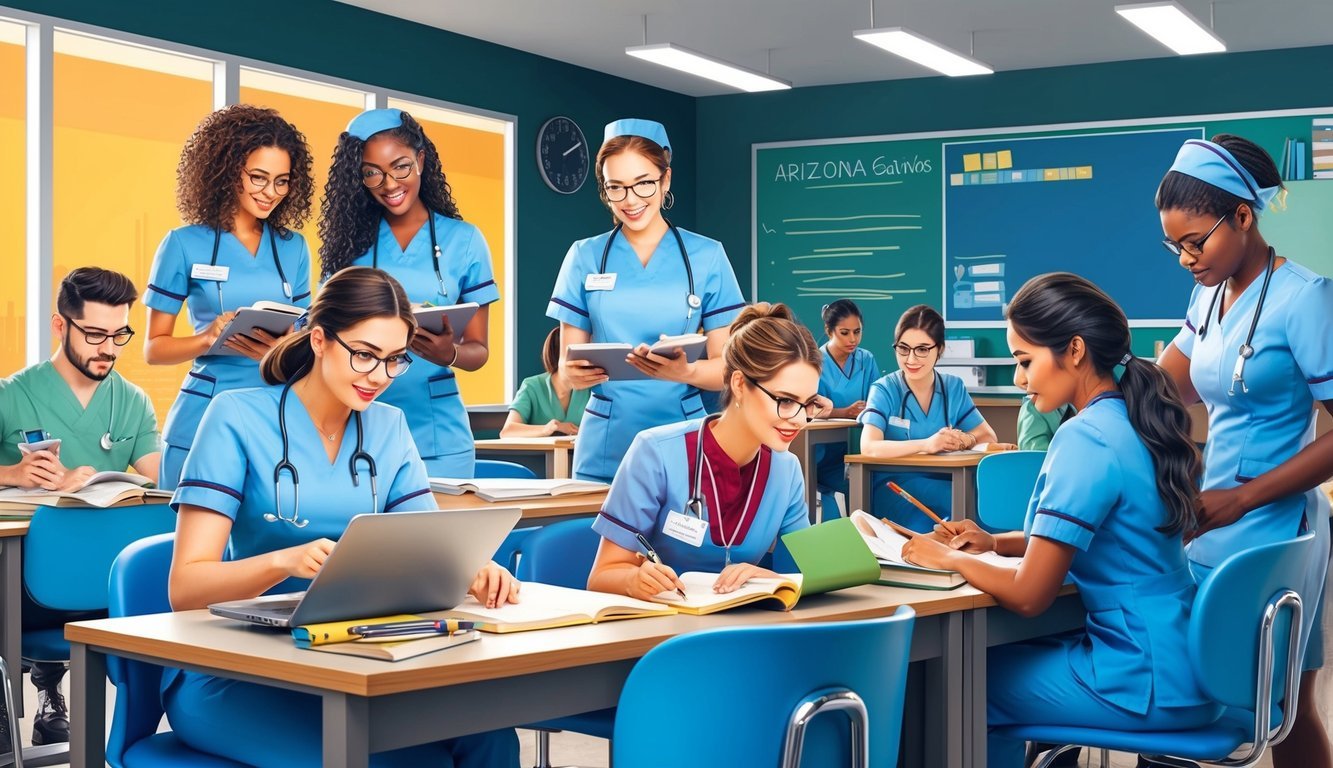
[361,160,417,189]
[602,177,663,202]
[745,376,820,421]
[894,343,937,359]
[1162,212,1228,257]
[63,316,134,346]
[328,330,412,378]
[243,170,291,197]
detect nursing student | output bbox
[901,274,1218,768]
[857,304,1006,531]
[813,299,879,520]
[501,328,589,437]
[320,108,498,478]
[145,104,315,490]
[548,118,747,483]
[1156,134,1333,766]
[588,303,818,599]
[167,267,519,767]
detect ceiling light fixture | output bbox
[1115,1,1226,55]
[625,42,791,93]
[853,27,993,76]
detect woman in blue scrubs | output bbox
[814,299,878,520]
[167,267,519,767]
[588,304,819,599]
[1156,134,1333,767]
[145,105,315,490]
[548,119,747,483]
[858,304,1007,531]
[320,108,499,478]
[902,274,1218,768]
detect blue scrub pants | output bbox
[987,637,1221,768]
[815,445,848,523]
[165,672,519,767]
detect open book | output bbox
[205,300,303,356]
[440,582,675,633]
[941,443,1014,456]
[413,302,479,336]
[565,334,708,381]
[292,613,481,661]
[850,510,1019,589]
[652,572,803,615]
[0,474,170,512]
[429,477,606,502]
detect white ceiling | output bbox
[336,0,1333,97]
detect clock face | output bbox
[537,116,590,195]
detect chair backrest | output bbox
[613,607,915,768]
[514,518,601,588]
[25,503,177,611]
[975,451,1046,532]
[492,527,537,573]
[473,459,538,479]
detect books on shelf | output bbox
[1313,119,1333,179]
[0,473,170,512]
[428,477,607,502]
[850,510,1019,589]
[205,301,304,356]
[412,302,480,336]
[293,614,481,661]
[442,582,675,632]
[565,334,708,381]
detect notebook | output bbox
[565,334,707,381]
[652,572,803,614]
[413,302,480,335]
[0,476,171,512]
[292,613,481,661]
[429,477,606,502]
[205,300,303,356]
[850,510,1020,589]
[439,582,675,633]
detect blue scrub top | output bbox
[145,224,312,456]
[815,345,878,493]
[172,386,436,594]
[351,213,499,477]
[858,371,983,530]
[1025,392,1209,714]
[1172,261,1333,567]
[592,419,809,573]
[547,227,746,483]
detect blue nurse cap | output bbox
[346,108,405,141]
[603,118,671,155]
[1167,139,1282,215]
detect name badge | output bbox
[191,264,230,282]
[662,510,708,548]
[585,273,617,291]
[888,416,910,430]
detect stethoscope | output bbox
[896,371,952,426]
[685,415,762,567]
[99,384,133,451]
[267,378,378,528]
[208,223,293,312]
[598,219,700,331]
[1196,246,1274,396]
[372,213,448,300]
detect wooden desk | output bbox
[431,490,606,524]
[790,419,857,522]
[474,438,576,479]
[845,452,984,521]
[0,521,27,719]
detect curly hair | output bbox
[175,104,314,234]
[318,112,462,279]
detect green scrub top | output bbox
[508,373,589,427]
[0,361,159,473]
[1016,395,1074,451]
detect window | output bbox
[0,20,24,376]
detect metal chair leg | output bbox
[780,689,869,768]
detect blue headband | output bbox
[603,118,671,155]
[346,108,404,141]
[1167,139,1281,215]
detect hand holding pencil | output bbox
[885,481,967,536]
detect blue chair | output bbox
[515,519,615,768]
[613,607,916,768]
[474,459,539,573]
[105,533,245,767]
[474,459,538,479]
[998,532,1316,768]
[975,451,1046,532]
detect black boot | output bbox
[30,662,68,746]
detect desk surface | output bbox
[845,452,986,468]
[474,438,576,451]
[431,490,605,520]
[0,521,27,538]
[803,419,858,432]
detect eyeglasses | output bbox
[328,330,413,378]
[361,160,417,189]
[602,177,663,202]
[243,170,291,197]
[745,376,820,421]
[893,343,937,359]
[63,316,134,346]
[1162,212,1228,257]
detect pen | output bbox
[348,619,476,638]
[634,532,688,600]
[886,481,949,528]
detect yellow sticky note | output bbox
[950,173,965,186]
[963,153,982,172]
[997,150,1013,169]
[982,153,997,170]
[1076,165,1093,179]
[1043,168,1060,181]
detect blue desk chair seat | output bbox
[997,532,1315,768]
[613,607,916,768]
[474,460,540,573]
[975,450,1046,532]
[474,459,538,479]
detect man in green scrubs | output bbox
[0,266,160,748]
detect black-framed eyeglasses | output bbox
[602,177,663,202]
[328,330,413,378]
[243,169,291,197]
[745,376,820,420]
[63,315,134,346]
[361,160,417,189]
[1162,212,1229,257]
[893,343,937,359]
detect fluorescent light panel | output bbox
[1115,1,1225,55]
[626,43,790,93]
[853,27,993,77]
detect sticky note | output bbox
[950,173,965,186]
[963,153,982,172]
[982,153,997,170]
[1076,165,1093,179]
[997,150,1013,169]
[1044,168,1060,181]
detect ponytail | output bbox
[261,329,315,385]
[1116,356,1201,536]
[720,302,821,409]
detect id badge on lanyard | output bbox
[662,509,708,547]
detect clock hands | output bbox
[562,141,583,157]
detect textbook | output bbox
[0,475,170,512]
[850,510,1020,589]
[941,443,1013,456]
[565,334,708,381]
[429,477,606,502]
[413,302,480,336]
[292,613,481,661]
[440,582,675,633]
[652,572,804,614]
[205,300,303,356]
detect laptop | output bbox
[209,506,521,628]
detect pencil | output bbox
[886,481,947,527]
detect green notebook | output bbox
[780,518,882,595]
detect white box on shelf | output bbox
[937,365,985,388]
[941,337,975,359]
